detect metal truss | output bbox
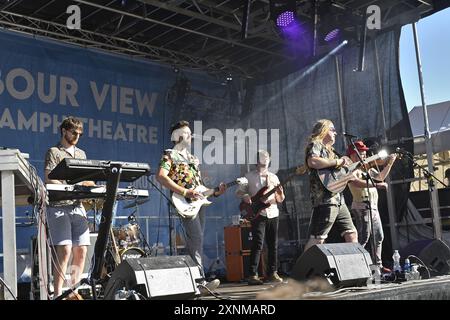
[0,10,252,77]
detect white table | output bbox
[0,149,48,300]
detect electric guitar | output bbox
[172,177,248,219]
[239,165,307,221]
[317,151,391,193]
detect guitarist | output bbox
[303,119,358,252]
[347,140,397,273]
[236,150,285,285]
[156,120,226,293]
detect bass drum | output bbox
[119,247,145,261]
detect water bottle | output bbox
[393,250,402,273]
[411,265,421,280]
[403,258,411,273]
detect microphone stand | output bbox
[146,175,178,256]
[400,152,447,188]
[400,152,446,230]
[349,138,378,267]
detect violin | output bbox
[358,152,400,171]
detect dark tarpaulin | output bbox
[236,29,414,259]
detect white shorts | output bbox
[46,205,91,246]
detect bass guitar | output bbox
[172,177,248,219]
[239,165,307,221]
[317,150,391,193]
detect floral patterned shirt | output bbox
[306,141,342,207]
[159,149,202,190]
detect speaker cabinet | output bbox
[400,239,450,276]
[103,255,203,300]
[292,243,373,287]
[224,225,265,281]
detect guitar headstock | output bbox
[236,177,248,185]
[377,150,388,160]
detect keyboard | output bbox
[48,158,151,183]
[46,184,149,202]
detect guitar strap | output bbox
[174,149,204,186]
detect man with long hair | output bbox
[44,117,95,298]
[303,119,357,252]
[156,120,226,293]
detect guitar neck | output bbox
[202,180,239,197]
[213,181,238,192]
[261,173,295,199]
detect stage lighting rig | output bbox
[270,0,297,27]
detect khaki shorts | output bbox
[308,204,357,240]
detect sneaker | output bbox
[64,291,83,300]
[198,279,220,295]
[205,279,220,291]
[247,275,264,285]
[267,272,283,283]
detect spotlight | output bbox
[270,0,297,28]
[226,74,233,82]
[324,28,340,42]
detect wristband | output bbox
[335,159,341,168]
[182,189,187,197]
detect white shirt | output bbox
[236,169,281,219]
[65,145,75,157]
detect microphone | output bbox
[191,133,212,141]
[341,132,358,138]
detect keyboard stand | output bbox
[55,163,123,300]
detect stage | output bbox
[199,275,450,300]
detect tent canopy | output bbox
[409,101,450,154]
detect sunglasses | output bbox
[329,127,336,133]
[68,129,83,137]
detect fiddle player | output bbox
[347,140,397,273]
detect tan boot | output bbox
[267,272,283,283]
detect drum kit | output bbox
[103,198,151,274]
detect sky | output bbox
[399,7,450,112]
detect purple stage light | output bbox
[276,11,295,27]
[324,28,340,42]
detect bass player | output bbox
[236,150,285,285]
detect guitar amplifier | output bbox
[224,224,265,281]
[224,224,253,251]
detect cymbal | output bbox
[123,198,150,209]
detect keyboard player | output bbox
[44,117,95,299]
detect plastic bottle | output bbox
[403,258,411,272]
[411,265,421,280]
[393,250,402,273]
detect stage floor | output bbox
[199,275,450,300]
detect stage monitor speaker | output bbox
[103,255,203,300]
[291,243,373,287]
[400,239,450,277]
